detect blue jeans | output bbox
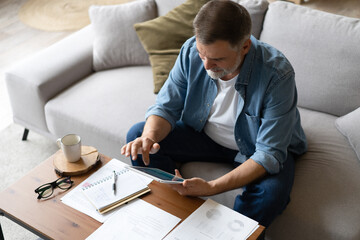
[127,121,295,227]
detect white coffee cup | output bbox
[57,134,81,163]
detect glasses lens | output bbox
[56,177,73,190]
[37,184,53,198]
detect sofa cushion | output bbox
[134,0,210,93]
[44,66,156,163]
[266,108,360,240]
[260,1,360,117]
[89,0,157,71]
[135,0,269,93]
[335,107,360,161]
[155,0,185,16]
[180,162,242,208]
[232,0,269,39]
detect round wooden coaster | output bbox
[53,146,100,176]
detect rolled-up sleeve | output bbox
[250,70,298,174]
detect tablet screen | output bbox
[128,166,184,183]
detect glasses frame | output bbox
[34,176,73,199]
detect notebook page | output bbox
[81,161,149,211]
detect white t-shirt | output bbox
[204,75,239,150]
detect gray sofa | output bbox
[5,0,360,239]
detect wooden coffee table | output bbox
[0,153,265,240]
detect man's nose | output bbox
[203,58,216,70]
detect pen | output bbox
[113,170,117,195]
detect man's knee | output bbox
[126,121,145,143]
[233,175,293,227]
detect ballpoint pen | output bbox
[113,170,117,195]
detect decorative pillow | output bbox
[134,0,210,93]
[335,107,360,161]
[234,0,269,39]
[155,0,185,16]
[135,0,269,93]
[89,0,157,71]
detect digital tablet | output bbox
[126,166,184,184]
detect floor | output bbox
[0,0,360,131]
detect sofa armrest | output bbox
[5,25,94,133]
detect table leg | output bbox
[0,222,5,240]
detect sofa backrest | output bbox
[155,0,184,16]
[260,1,360,117]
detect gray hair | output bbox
[193,0,252,48]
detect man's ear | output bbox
[242,38,252,55]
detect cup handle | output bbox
[56,138,62,148]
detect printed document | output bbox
[86,198,181,240]
[164,199,259,240]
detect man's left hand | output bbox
[170,169,216,196]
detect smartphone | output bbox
[126,166,184,184]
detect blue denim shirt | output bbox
[146,36,307,174]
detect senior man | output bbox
[122,0,307,227]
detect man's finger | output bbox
[124,142,132,158]
[170,182,187,196]
[131,140,142,161]
[120,145,126,155]
[174,169,183,178]
[141,138,154,165]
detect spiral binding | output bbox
[82,168,129,190]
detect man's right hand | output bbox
[121,115,171,166]
[121,137,160,165]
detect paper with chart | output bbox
[164,198,259,240]
[61,159,153,222]
[86,198,181,240]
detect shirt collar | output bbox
[235,35,257,88]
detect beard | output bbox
[205,55,242,80]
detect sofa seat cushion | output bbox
[180,162,242,208]
[267,108,360,240]
[45,66,156,162]
[335,107,360,161]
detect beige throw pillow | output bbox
[134,0,210,93]
[135,0,269,93]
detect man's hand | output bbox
[121,137,160,165]
[170,169,216,197]
[170,159,267,197]
[121,115,171,166]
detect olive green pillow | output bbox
[134,0,210,93]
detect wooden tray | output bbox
[53,146,101,176]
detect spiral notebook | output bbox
[80,161,151,214]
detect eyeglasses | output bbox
[34,176,73,199]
